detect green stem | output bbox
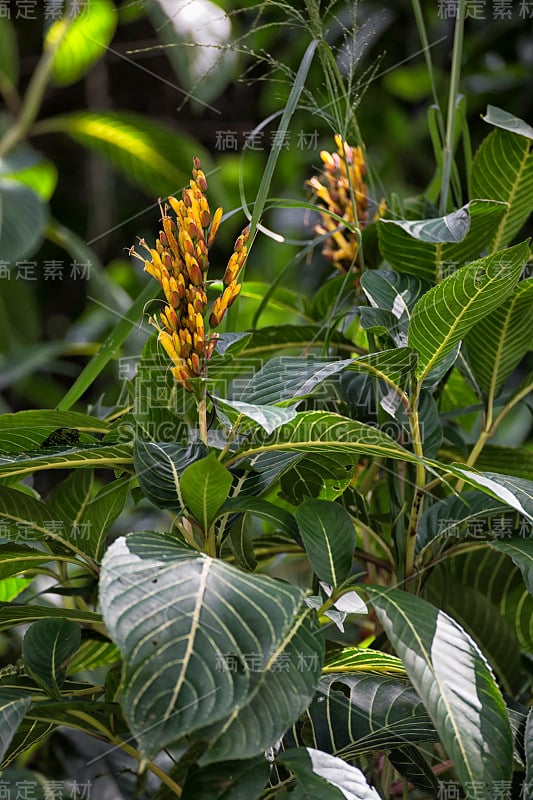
[404,405,426,583]
[0,18,73,158]
[439,0,466,215]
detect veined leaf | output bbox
[81,476,130,561]
[0,409,109,452]
[490,538,533,597]
[369,587,513,789]
[0,486,77,555]
[280,453,356,504]
[213,396,297,434]
[0,544,78,580]
[38,112,210,197]
[133,437,207,511]
[224,412,421,470]
[277,748,381,800]
[240,324,355,357]
[0,578,31,602]
[287,673,437,758]
[0,443,132,481]
[22,620,81,698]
[449,469,533,522]
[46,0,117,86]
[464,278,533,398]
[323,648,405,676]
[472,107,533,250]
[0,605,101,632]
[0,691,31,761]
[473,445,533,482]
[378,200,508,281]
[294,499,355,587]
[408,241,530,383]
[100,531,323,762]
[388,746,438,795]
[66,640,119,676]
[180,454,233,530]
[218,496,299,542]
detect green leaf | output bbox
[100,531,323,763]
[81,476,130,560]
[464,278,533,398]
[0,178,46,261]
[291,673,437,757]
[0,143,57,201]
[490,538,533,597]
[294,499,355,587]
[323,647,405,676]
[182,756,270,800]
[0,410,109,453]
[225,412,422,470]
[388,746,438,795]
[219,496,300,542]
[46,0,117,86]
[0,769,67,799]
[472,109,533,250]
[277,747,382,800]
[525,707,533,796]
[0,605,101,632]
[0,486,77,554]
[22,619,81,698]
[280,453,356,504]
[66,639,119,675]
[240,325,355,357]
[39,111,210,196]
[0,443,132,481]
[369,587,513,789]
[422,566,523,695]
[180,454,233,530]
[0,577,31,602]
[134,437,207,511]
[0,690,31,761]
[213,396,297,434]
[0,544,77,580]
[473,445,533,482]
[449,469,533,522]
[378,200,508,281]
[408,242,530,383]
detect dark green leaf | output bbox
[294,499,355,587]
[133,437,207,511]
[0,689,31,761]
[22,619,81,697]
[277,747,382,800]
[182,756,270,800]
[0,179,46,261]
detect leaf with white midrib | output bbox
[408,241,530,383]
[369,587,513,790]
[100,531,323,762]
[464,278,533,398]
[0,690,31,761]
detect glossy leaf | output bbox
[219,496,300,542]
[464,278,533,398]
[294,499,355,586]
[0,577,31,602]
[388,746,438,795]
[277,748,381,800]
[47,0,117,86]
[472,107,533,250]
[0,442,132,481]
[100,531,323,762]
[180,454,233,529]
[490,538,533,597]
[369,587,514,789]
[322,648,405,676]
[0,410,109,453]
[449,469,533,522]
[22,619,81,698]
[0,544,77,580]
[408,242,529,383]
[0,605,101,632]
[213,396,297,434]
[133,437,207,511]
[378,200,507,281]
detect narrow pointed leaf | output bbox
[294,499,355,587]
[368,587,513,790]
[408,241,530,383]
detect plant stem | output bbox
[197,390,209,448]
[439,0,466,215]
[404,406,426,583]
[0,18,73,158]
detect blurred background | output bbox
[1,0,532,413]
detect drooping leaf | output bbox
[38,111,211,196]
[322,648,405,676]
[66,640,120,676]
[100,531,323,762]
[46,0,118,86]
[0,544,77,580]
[277,747,383,800]
[0,410,109,453]
[180,454,233,530]
[79,476,130,560]
[0,443,132,481]
[464,278,533,398]
[378,200,508,281]
[449,469,533,522]
[280,453,356,504]
[0,690,31,761]
[294,499,355,587]
[22,619,81,698]
[0,605,101,632]
[213,396,297,434]
[472,107,533,250]
[408,241,530,383]
[369,587,514,790]
[219,496,299,542]
[388,746,438,795]
[490,538,533,597]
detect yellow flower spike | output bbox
[195,312,204,342]
[158,330,182,369]
[143,260,160,281]
[209,296,224,328]
[208,207,223,246]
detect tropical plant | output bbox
[1,1,533,798]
